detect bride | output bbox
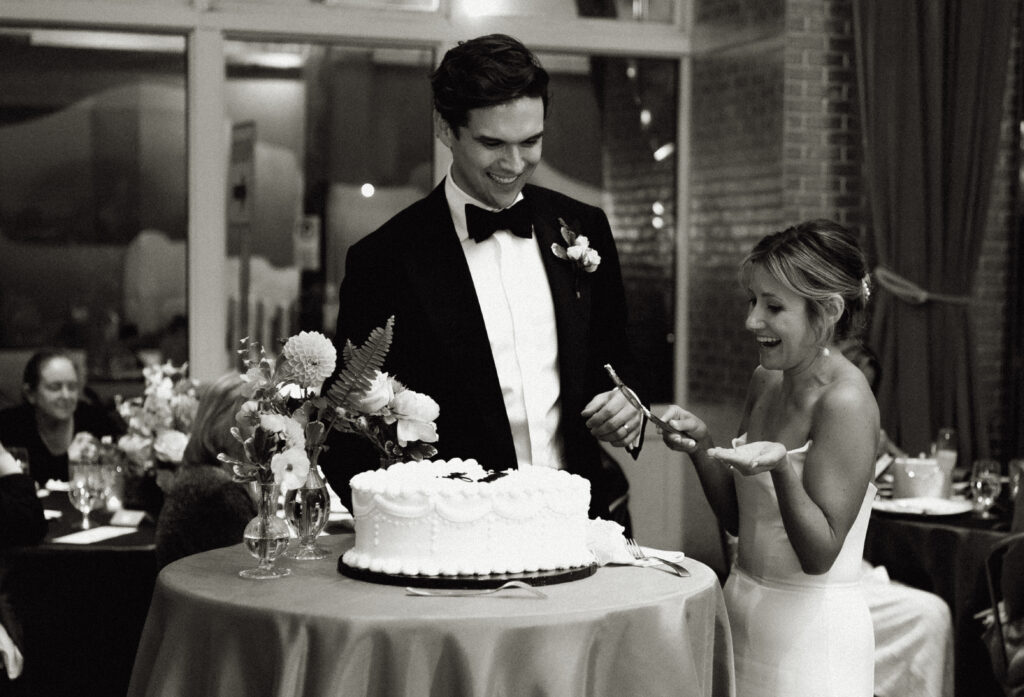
[660,219,878,696]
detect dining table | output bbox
[863,499,1014,697]
[0,486,158,697]
[128,532,735,697]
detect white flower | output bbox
[271,447,310,490]
[153,429,189,464]
[551,218,601,279]
[259,413,306,450]
[282,331,337,389]
[118,433,153,468]
[352,372,395,414]
[387,388,440,446]
[236,400,260,428]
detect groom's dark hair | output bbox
[430,33,550,133]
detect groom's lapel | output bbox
[401,184,510,425]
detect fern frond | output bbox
[328,316,395,408]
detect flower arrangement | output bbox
[114,361,199,474]
[551,217,601,298]
[220,317,439,491]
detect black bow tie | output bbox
[465,200,533,243]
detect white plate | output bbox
[872,496,973,516]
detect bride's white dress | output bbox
[725,436,875,697]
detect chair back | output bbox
[984,531,1024,696]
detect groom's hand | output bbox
[582,389,644,448]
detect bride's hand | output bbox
[707,441,788,476]
[658,405,706,453]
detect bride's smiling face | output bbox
[744,266,820,372]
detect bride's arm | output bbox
[770,381,877,574]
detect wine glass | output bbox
[970,459,1003,519]
[68,463,107,529]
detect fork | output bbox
[404,581,548,598]
[625,538,690,578]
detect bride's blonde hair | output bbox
[739,219,870,346]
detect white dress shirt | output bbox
[444,174,564,469]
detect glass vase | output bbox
[284,455,331,560]
[240,481,291,579]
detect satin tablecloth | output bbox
[864,509,1011,697]
[128,534,734,697]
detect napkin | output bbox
[45,479,69,492]
[51,527,135,544]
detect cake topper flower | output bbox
[551,217,601,298]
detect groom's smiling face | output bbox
[439,96,544,210]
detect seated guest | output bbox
[0,349,125,486]
[0,442,46,549]
[0,442,43,694]
[154,372,256,569]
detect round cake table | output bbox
[127,534,734,697]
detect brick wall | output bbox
[600,57,679,401]
[684,0,1019,456]
[689,49,785,405]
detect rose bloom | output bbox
[153,429,189,464]
[352,372,394,413]
[388,389,440,446]
[271,447,310,490]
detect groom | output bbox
[321,34,645,528]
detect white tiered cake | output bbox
[342,459,595,577]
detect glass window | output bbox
[0,28,187,397]
[223,40,435,347]
[537,51,678,401]
[221,41,677,400]
[234,0,438,9]
[455,0,677,24]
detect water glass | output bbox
[934,428,957,497]
[970,459,1003,519]
[68,463,108,529]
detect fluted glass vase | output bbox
[240,481,292,579]
[284,454,331,560]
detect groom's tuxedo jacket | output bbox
[321,181,641,520]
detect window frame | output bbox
[0,0,695,405]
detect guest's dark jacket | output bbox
[154,466,256,569]
[0,402,125,485]
[320,182,640,521]
[0,473,46,550]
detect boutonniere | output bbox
[551,217,601,299]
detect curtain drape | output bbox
[852,0,1015,466]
